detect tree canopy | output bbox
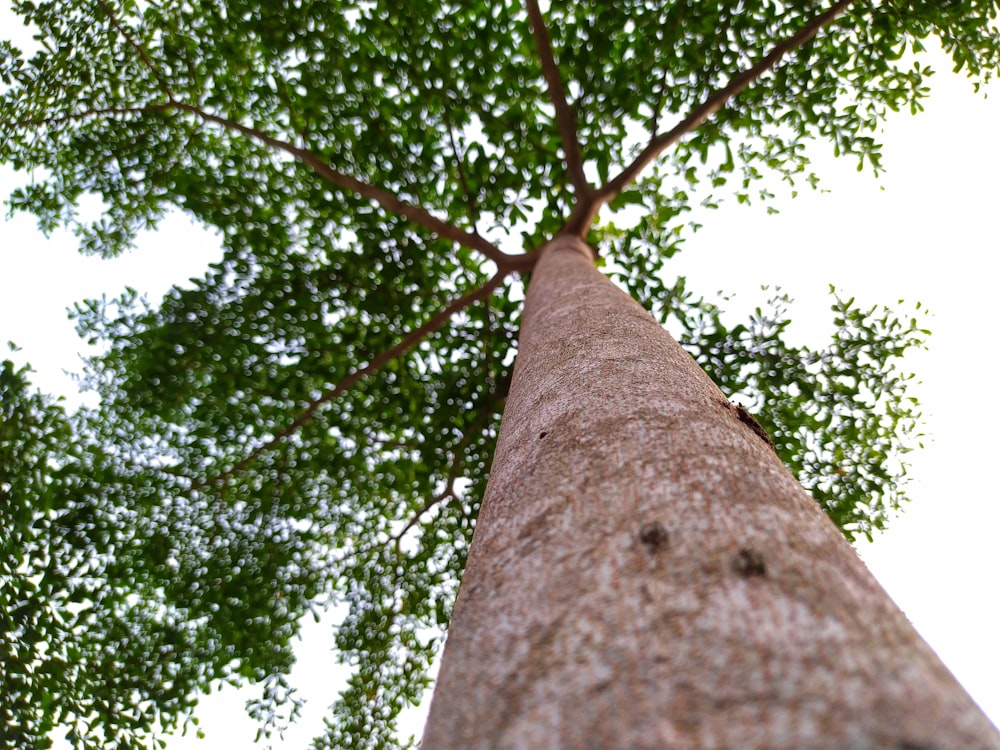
[2,1,998,748]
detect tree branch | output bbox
[391,479,457,557]
[649,65,672,140]
[595,0,857,207]
[7,98,533,268]
[525,0,592,199]
[8,104,172,129]
[65,0,533,272]
[444,112,481,234]
[339,390,503,566]
[171,102,530,270]
[94,0,174,99]
[199,271,511,487]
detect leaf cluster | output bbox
[1,356,206,750]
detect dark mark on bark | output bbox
[733,548,766,578]
[733,402,777,453]
[538,431,548,439]
[638,521,669,552]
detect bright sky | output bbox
[1,5,998,746]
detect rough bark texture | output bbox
[421,235,1000,750]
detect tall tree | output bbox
[1,1,998,748]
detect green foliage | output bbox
[2,0,998,748]
[1,355,202,750]
[1,355,73,750]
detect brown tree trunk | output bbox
[421,235,1000,750]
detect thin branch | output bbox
[649,65,672,140]
[8,104,172,129]
[391,479,457,557]
[595,0,857,206]
[119,454,199,484]
[172,102,528,270]
[271,71,312,145]
[525,0,592,199]
[444,112,481,234]
[7,100,534,276]
[370,437,425,452]
[386,385,503,555]
[10,97,529,271]
[198,271,510,487]
[94,0,174,99]
[340,390,503,566]
[483,293,495,393]
[48,0,532,272]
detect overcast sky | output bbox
[1,6,998,746]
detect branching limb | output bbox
[340,393,502,565]
[391,479,457,557]
[389,379,505,553]
[199,271,511,488]
[170,103,528,270]
[119,454,199,484]
[649,66,672,140]
[7,98,531,270]
[482,293,495,393]
[42,0,533,271]
[444,111,481,234]
[94,0,175,99]
[329,469,456,569]
[8,104,173,129]
[370,437,425,452]
[525,0,592,200]
[591,0,858,213]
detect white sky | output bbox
[1,5,998,746]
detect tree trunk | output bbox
[421,235,999,750]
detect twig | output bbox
[483,294,495,392]
[340,393,503,565]
[9,98,531,271]
[94,0,175,99]
[10,100,512,271]
[8,104,172,129]
[391,479,457,556]
[444,112,481,234]
[525,0,592,199]
[392,380,506,545]
[649,65,672,140]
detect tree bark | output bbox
[421,235,1000,750]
